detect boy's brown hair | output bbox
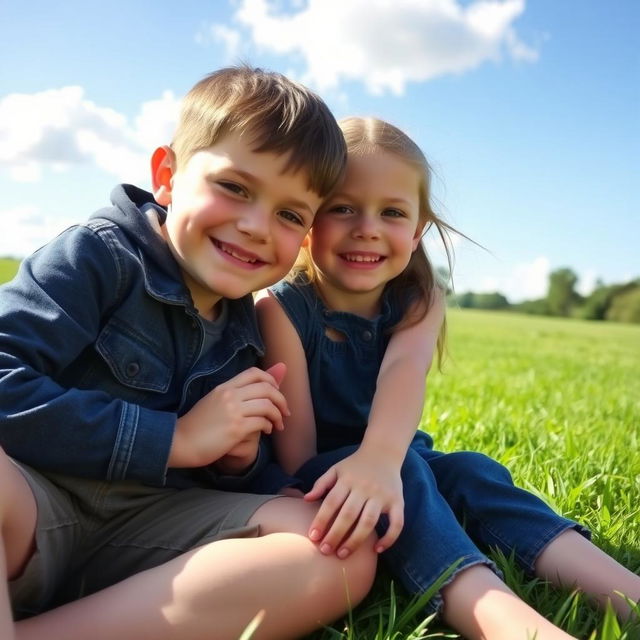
[172,65,346,197]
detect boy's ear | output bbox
[151,145,176,206]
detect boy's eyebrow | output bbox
[228,168,316,215]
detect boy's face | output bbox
[152,133,321,318]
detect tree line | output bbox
[448,268,640,324]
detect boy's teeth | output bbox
[222,245,256,263]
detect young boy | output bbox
[0,66,376,640]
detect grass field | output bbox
[307,309,640,640]
[0,258,20,284]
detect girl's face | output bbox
[307,150,423,315]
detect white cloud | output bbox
[196,23,244,60]
[475,255,550,302]
[576,268,598,297]
[203,0,537,95]
[0,87,181,183]
[0,205,78,258]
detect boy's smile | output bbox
[152,133,321,319]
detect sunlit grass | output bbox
[0,257,20,284]
[306,310,640,639]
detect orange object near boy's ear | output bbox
[151,146,175,206]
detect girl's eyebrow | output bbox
[330,190,413,207]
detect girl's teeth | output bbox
[346,254,379,262]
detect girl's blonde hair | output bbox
[296,116,460,364]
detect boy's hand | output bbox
[213,432,262,475]
[169,363,288,469]
[304,448,404,558]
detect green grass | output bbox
[0,257,20,284]
[307,310,640,639]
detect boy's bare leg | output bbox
[441,564,576,640]
[0,450,39,640]
[536,529,640,620]
[1,539,16,640]
[14,498,376,640]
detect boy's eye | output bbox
[278,209,305,226]
[219,181,248,197]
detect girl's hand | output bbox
[304,449,404,558]
[169,363,288,469]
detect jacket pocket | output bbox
[96,319,173,393]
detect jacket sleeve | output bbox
[0,225,175,484]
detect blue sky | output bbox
[1,0,638,301]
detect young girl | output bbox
[256,116,640,640]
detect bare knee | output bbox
[249,497,377,610]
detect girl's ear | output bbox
[150,146,176,206]
[301,234,310,248]
[412,223,426,252]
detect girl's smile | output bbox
[339,251,386,267]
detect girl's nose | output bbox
[352,215,380,240]
[236,204,269,242]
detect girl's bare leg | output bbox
[13,498,376,640]
[441,565,576,640]
[535,529,640,620]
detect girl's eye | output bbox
[382,208,405,218]
[219,181,248,197]
[329,205,353,215]
[278,209,305,226]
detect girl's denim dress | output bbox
[268,276,589,613]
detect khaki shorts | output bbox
[9,461,279,619]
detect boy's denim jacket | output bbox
[0,184,267,489]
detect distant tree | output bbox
[576,283,622,320]
[546,268,580,316]
[514,298,550,316]
[450,291,510,310]
[473,292,510,310]
[605,282,640,323]
[436,265,452,294]
[455,291,475,308]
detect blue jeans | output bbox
[295,432,589,613]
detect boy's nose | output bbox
[236,205,269,242]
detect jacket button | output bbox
[362,330,373,341]
[125,362,140,377]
